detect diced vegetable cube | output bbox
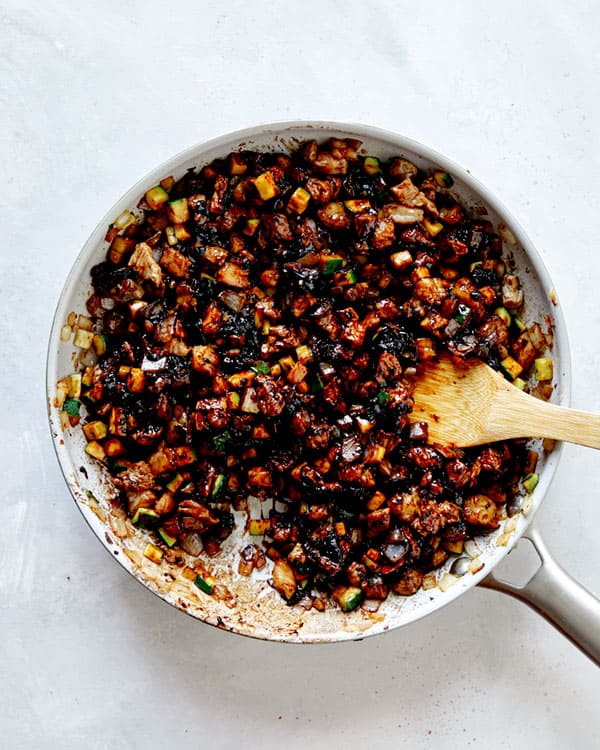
[194,573,216,595]
[363,156,381,175]
[321,255,344,275]
[249,518,271,536]
[145,185,169,210]
[131,508,160,527]
[253,171,279,200]
[84,440,105,461]
[167,198,190,224]
[333,585,364,612]
[501,356,523,380]
[158,527,177,548]
[143,543,163,564]
[73,328,94,349]
[82,420,108,441]
[92,334,107,355]
[434,170,454,188]
[522,472,540,493]
[534,357,553,382]
[423,219,444,237]
[62,397,80,416]
[287,187,311,214]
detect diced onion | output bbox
[181,533,203,556]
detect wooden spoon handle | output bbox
[509,391,600,449]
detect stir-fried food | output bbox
[60,138,552,611]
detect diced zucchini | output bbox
[501,356,523,380]
[212,474,226,497]
[167,198,190,224]
[287,187,311,214]
[62,397,80,416]
[295,345,313,363]
[173,223,191,241]
[253,171,279,201]
[310,374,323,394]
[434,170,454,188]
[166,472,184,492]
[73,328,94,350]
[131,507,160,527]
[253,360,271,374]
[321,255,344,275]
[104,437,125,457]
[512,377,527,391]
[226,392,240,409]
[341,269,357,285]
[423,218,444,237]
[92,334,108,355]
[145,185,169,210]
[534,357,553,382]
[165,226,178,246]
[229,153,248,176]
[242,218,260,236]
[249,518,271,536]
[333,585,364,612]
[494,306,512,327]
[109,235,135,265]
[363,156,381,175]
[344,199,372,213]
[82,420,108,441]
[175,445,197,467]
[514,316,527,333]
[160,176,175,192]
[84,440,106,461]
[143,543,163,564]
[522,472,540,493]
[67,373,82,399]
[443,538,464,555]
[194,573,216,595]
[158,527,177,548]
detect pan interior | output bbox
[47,122,569,642]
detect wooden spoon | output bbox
[410,354,600,449]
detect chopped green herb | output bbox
[253,360,271,374]
[63,397,80,416]
[310,375,324,394]
[376,391,390,406]
[455,303,471,324]
[212,431,231,452]
[322,256,344,275]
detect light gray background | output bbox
[2,1,599,747]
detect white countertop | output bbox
[2,1,599,747]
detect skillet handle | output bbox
[480,522,600,666]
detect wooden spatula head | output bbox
[410,355,514,447]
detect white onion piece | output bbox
[181,533,203,557]
[142,356,167,372]
[219,289,246,312]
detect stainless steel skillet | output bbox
[46,121,600,662]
